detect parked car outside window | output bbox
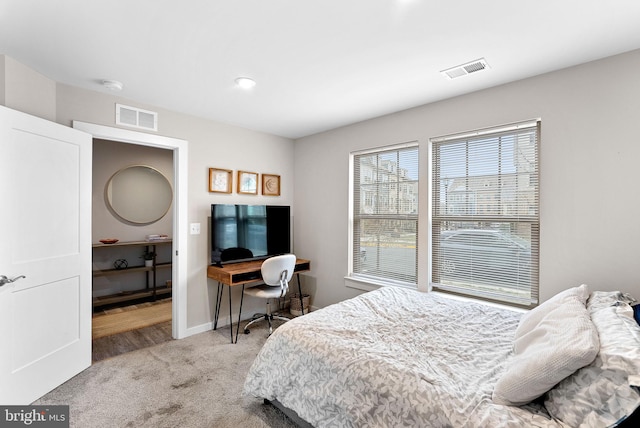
[438,229,531,289]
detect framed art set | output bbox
[208,168,280,196]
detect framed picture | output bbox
[209,168,232,193]
[262,173,281,196]
[237,170,258,194]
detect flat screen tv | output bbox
[210,204,291,265]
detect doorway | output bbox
[72,121,189,351]
[91,139,174,360]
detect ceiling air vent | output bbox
[441,58,490,80]
[116,104,158,131]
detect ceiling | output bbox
[1,1,640,139]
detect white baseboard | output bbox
[184,321,214,338]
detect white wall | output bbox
[0,56,5,105]
[1,55,56,121]
[92,139,174,242]
[294,49,640,308]
[54,84,295,330]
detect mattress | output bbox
[243,287,565,427]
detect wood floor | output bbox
[93,300,172,339]
[92,299,173,363]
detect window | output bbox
[431,120,540,306]
[350,143,419,286]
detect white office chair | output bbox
[243,254,297,336]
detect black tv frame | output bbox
[210,204,291,266]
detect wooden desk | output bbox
[207,258,310,343]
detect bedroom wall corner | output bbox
[1,54,56,121]
[0,55,5,106]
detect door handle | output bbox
[0,275,26,286]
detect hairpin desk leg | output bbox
[235,285,246,343]
[296,273,304,315]
[213,282,223,330]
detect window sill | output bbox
[344,277,527,314]
[431,290,528,313]
[344,276,416,293]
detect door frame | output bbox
[72,121,188,339]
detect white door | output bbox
[0,106,92,404]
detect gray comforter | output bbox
[244,287,567,427]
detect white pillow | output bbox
[587,290,637,314]
[493,297,599,406]
[544,301,640,426]
[515,283,590,339]
[591,303,640,386]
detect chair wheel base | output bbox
[244,329,250,334]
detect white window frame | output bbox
[429,119,540,307]
[347,141,419,291]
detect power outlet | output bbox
[190,223,201,235]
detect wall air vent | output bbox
[441,58,490,80]
[116,103,158,131]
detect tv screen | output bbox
[210,204,290,265]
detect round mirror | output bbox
[106,165,173,225]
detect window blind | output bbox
[431,120,540,306]
[352,144,419,286]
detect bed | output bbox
[243,285,640,427]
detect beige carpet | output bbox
[92,301,172,339]
[35,321,297,428]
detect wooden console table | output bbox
[207,258,310,343]
[92,239,172,309]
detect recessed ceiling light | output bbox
[102,80,123,91]
[234,77,256,89]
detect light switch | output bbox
[190,223,201,235]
